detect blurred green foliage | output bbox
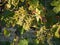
[0,0,60,45]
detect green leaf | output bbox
[4,28,10,37]
[51,0,60,6]
[55,25,60,38]
[18,39,28,45]
[51,0,60,13]
[53,5,60,13]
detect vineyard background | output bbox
[0,0,60,45]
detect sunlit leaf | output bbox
[18,39,28,45]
